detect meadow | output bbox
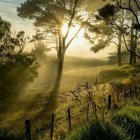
[0,56,140,140]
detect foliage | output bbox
[17,0,92,95]
[85,4,118,55]
[89,3,133,66]
[17,0,86,48]
[108,51,129,65]
[90,39,111,53]
[0,17,39,101]
[112,0,140,59]
[31,41,50,59]
[98,4,116,20]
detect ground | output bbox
[0,56,140,140]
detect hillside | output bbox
[63,56,107,70]
[0,55,140,140]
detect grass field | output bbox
[0,56,140,140]
[66,99,140,140]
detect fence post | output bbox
[86,103,89,121]
[117,92,120,103]
[135,86,138,97]
[130,87,132,98]
[25,120,32,140]
[68,108,72,131]
[124,90,127,102]
[108,95,111,111]
[50,114,55,140]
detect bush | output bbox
[0,16,39,108]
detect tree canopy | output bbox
[17,0,93,54]
[17,0,95,95]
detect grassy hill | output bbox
[63,56,107,70]
[0,55,140,140]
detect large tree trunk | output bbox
[133,28,138,64]
[54,52,65,92]
[129,17,135,65]
[47,51,65,110]
[118,31,122,66]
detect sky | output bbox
[0,0,35,35]
[0,0,116,59]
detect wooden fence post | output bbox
[130,87,132,98]
[25,120,32,140]
[124,90,127,102]
[68,108,72,131]
[50,114,55,140]
[117,92,120,103]
[135,86,138,97]
[86,103,89,121]
[108,95,111,111]
[112,92,115,105]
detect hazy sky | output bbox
[0,0,116,58]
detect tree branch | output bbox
[117,0,140,26]
[133,0,140,11]
[109,40,119,47]
[64,0,79,40]
[112,17,140,58]
[65,24,83,50]
[65,16,92,50]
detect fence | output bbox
[24,80,140,140]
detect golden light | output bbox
[62,23,68,36]
[62,23,85,45]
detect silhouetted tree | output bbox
[17,0,92,103]
[108,51,129,65]
[116,0,140,59]
[129,16,138,65]
[31,41,50,59]
[85,22,113,53]
[0,17,39,103]
[88,4,130,66]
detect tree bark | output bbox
[47,50,65,110]
[118,30,122,66]
[133,28,138,64]
[129,17,135,65]
[54,52,65,92]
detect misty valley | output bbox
[0,0,140,140]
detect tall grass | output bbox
[66,121,129,140]
[113,100,140,139]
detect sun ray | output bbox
[62,23,85,45]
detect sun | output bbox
[62,23,85,44]
[62,23,68,36]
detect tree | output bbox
[108,53,117,65]
[17,0,92,103]
[86,22,113,53]
[87,4,130,66]
[31,41,50,59]
[108,51,129,65]
[129,15,138,65]
[0,17,39,104]
[116,0,140,59]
